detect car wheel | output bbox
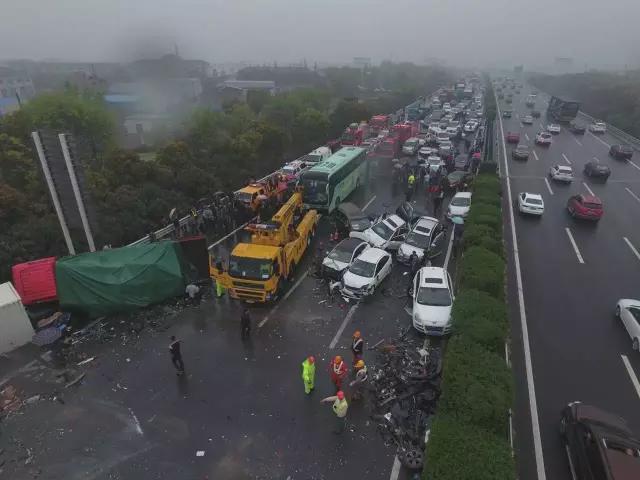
[616,305,621,318]
[568,206,575,217]
[559,416,567,437]
[634,338,640,351]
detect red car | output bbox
[506,132,520,144]
[567,194,603,221]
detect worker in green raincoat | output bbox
[301,356,316,394]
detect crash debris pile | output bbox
[1,385,22,415]
[369,334,442,472]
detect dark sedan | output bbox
[333,202,374,236]
[561,402,640,480]
[531,110,541,118]
[511,144,529,161]
[584,160,611,180]
[444,170,474,192]
[568,122,586,135]
[610,144,634,160]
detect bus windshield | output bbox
[301,175,329,206]
[229,256,274,281]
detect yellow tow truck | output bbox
[211,190,318,302]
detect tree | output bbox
[292,108,330,152]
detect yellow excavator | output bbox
[210,190,318,302]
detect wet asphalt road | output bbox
[0,151,465,480]
[497,85,640,480]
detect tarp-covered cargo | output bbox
[56,241,186,317]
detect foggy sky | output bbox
[2,0,639,69]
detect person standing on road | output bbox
[351,331,364,365]
[433,188,445,218]
[301,356,316,394]
[241,308,252,339]
[320,390,349,434]
[349,360,368,401]
[169,336,185,375]
[330,355,347,391]
[409,251,420,277]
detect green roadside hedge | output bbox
[459,246,505,299]
[438,336,513,435]
[422,168,515,480]
[451,289,508,354]
[424,415,514,480]
[463,223,503,256]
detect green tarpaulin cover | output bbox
[56,241,186,317]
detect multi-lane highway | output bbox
[497,84,640,480]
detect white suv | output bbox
[589,121,607,133]
[535,131,553,146]
[549,165,574,183]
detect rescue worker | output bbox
[349,360,368,401]
[301,356,316,394]
[320,390,349,434]
[351,331,364,365]
[330,355,348,391]
[169,335,185,375]
[409,251,420,277]
[215,262,226,298]
[241,308,252,339]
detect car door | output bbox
[373,257,385,288]
[447,272,455,302]
[428,225,446,258]
[387,226,407,251]
[377,255,392,283]
[621,306,640,342]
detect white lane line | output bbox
[621,355,640,401]
[565,228,585,264]
[544,178,554,195]
[496,93,547,480]
[329,304,358,349]
[588,131,611,148]
[623,237,640,261]
[532,150,539,161]
[389,456,402,480]
[129,408,144,435]
[258,271,309,328]
[629,160,640,172]
[362,195,377,211]
[625,187,640,203]
[573,136,583,146]
[593,156,600,162]
[525,133,530,142]
[562,153,571,165]
[582,182,595,196]
[443,225,455,270]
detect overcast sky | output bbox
[2,0,639,69]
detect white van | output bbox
[304,146,332,165]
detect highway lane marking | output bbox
[562,153,571,165]
[496,93,547,480]
[629,160,640,172]
[588,131,611,148]
[525,133,530,142]
[623,237,640,262]
[532,150,539,161]
[625,187,640,203]
[258,270,309,328]
[544,178,554,195]
[565,228,585,264]
[582,182,595,196]
[621,354,640,401]
[329,304,358,349]
[362,195,377,211]
[593,156,600,162]
[573,136,583,146]
[443,224,455,270]
[389,455,402,480]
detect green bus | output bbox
[300,147,368,213]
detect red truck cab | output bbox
[341,123,365,146]
[370,115,390,135]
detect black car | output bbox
[512,143,529,161]
[609,144,634,160]
[569,122,586,135]
[444,170,474,192]
[531,110,541,118]
[584,161,611,180]
[333,202,374,236]
[561,402,640,480]
[502,109,513,118]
